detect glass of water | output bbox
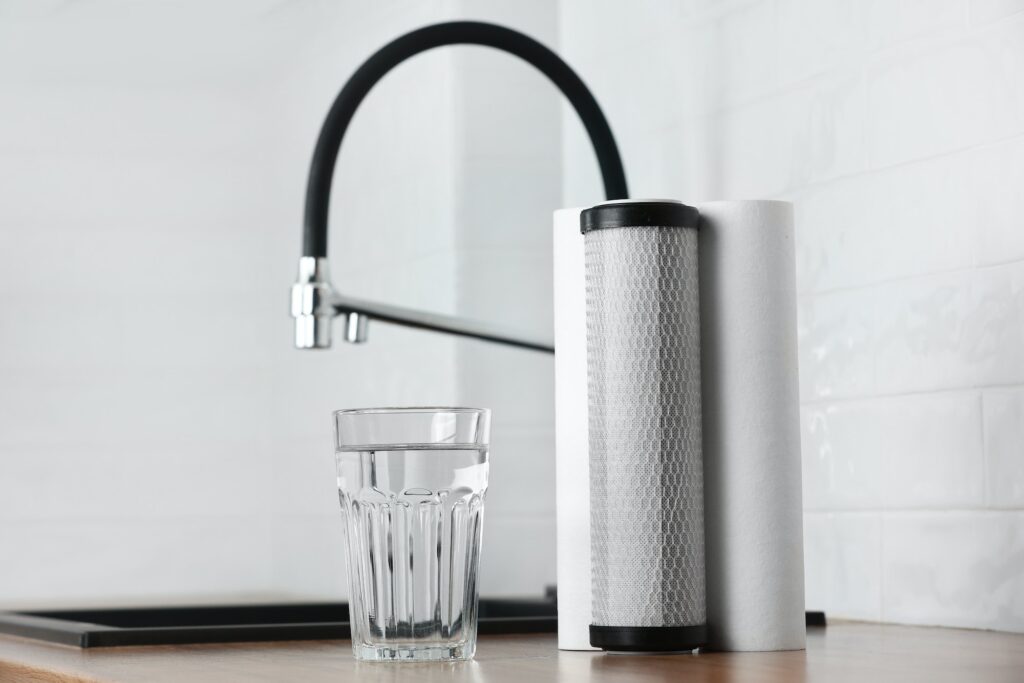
[334,407,490,662]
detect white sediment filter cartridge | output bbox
[698,200,806,652]
[553,207,597,651]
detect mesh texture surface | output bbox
[586,226,706,628]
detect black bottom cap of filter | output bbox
[589,624,707,652]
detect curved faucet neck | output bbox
[302,20,628,258]
[293,21,629,353]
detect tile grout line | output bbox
[803,507,1024,515]
[878,510,885,622]
[797,235,1024,300]
[979,391,991,508]
[801,385,989,409]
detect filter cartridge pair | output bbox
[555,199,805,653]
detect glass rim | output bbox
[333,406,489,417]
[334,407,490,450]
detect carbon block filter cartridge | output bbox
[582,200,707,652]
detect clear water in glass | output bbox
[336,444,488,661]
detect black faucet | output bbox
[290,21,628,353]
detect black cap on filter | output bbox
[580,199,700,234]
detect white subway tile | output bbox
[717,96,806,198]
[0,364,275,446]
[804,512,882,620]
[0,438,273,522]
[270,514,349,600]
[802,392,983,509]
[872,264,1024,395]
[478,516,556,597]
[558,0,695,60]
[966,262,1024,388]
[867,0,966,50]
[865,158,976,284]
[557,37,696,152]
[972,137,1024,266]
[480,429,556,517]
[454,50,561,165]
[0,292,125,372]
[266,325,461,435]
[620,42,696,137]
[455,248,553,340]
[875,272,970,394]
[0,226,281,298]
[0,84,264,158]
[622,122,698,200]
[971,0,1024,25]
[692,0,760,17]
[982,388,1024,507]
[0,153,274,233]
[0,0,560,610]
[878,392,985,508]
[777,0,869,84]
[700,0,778,107]
[454,158,561,253]
[794,175,876,293]
[269,436,339,517]
[558,0,1024,635]
[717,71,866,198]
[802,403,885,509]
[798,149,976,293]
[874,272,970,394]
[456,337,555,430]
[0,518,273,607]
[797,289,875,401]
[804,71,870,183]
[453,0,558,45]
[0,0,330,90]
[561,108,603,208]
[866,19,1024,168]
[719,95,806,198]
[882,511,1024,632]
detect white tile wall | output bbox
[882,512,1024,631]
[776,0,869,84]
[802,392,984,510]
[803,513,882,621]
[867,0,965,49]
[797,288,875,401]
[561,0,1024,632]
[0,0,558,607]
[3,0,1023,632]
[974,137,1024,266]
[971,0,1024,25]
[865,24,1023,169]
[982,388,1024,507]
[449,0,561,597]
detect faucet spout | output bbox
[293,21,628,353]
[294,314,332,349]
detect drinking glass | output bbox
[334,407,490,662]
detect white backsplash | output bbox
[2,0,1023,633]
[0,0,558,607]
[561,0,1024,632]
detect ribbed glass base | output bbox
[353,642,475,662]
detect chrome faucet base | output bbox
[291,257,337,349]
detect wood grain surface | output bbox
[0,621,1022,682]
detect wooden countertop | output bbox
[0,622,1022,682]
